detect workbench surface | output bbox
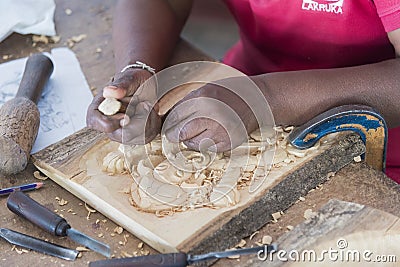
[0,1,398,266]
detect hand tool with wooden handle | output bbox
[89,244,277,267]
[7,191,111,258]
[0,53,54,175]
[289,104,387,171]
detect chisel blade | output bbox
[67,228,111,258]
[0,228,79,261]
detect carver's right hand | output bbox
[86,68,161,144]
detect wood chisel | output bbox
[7,191,111,258]
[89,244,277,267]
[0,228,79,260]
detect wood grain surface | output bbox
[244,199,400,267]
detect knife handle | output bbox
[89,253,188,267]
[7,191,69,236]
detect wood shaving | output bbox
[236,239,246,248]
[56,198,68,206]
[299,196,305,201]
[114,226,124,235]
[142,250,150,256]
[121,251,132,258]
[51,36,61,43]
[226,249,240,259]
[249,231,259,240]
[286,225,294,231]
[33,171,48,180]
[271,212,282,222]
[137,242,143,249]
[304,208,318,220]
[85,203,97,213]
[353,155,362,163]
[2,55,11,60]
[32,35,49,44]
[326,171,336,179]
[77,252,83,258]
[85,203,96,220]
[98,233,103,238]
[262,235,272,245]
[76,247,90,252]
[71,34,87,43]
[67,34,87,48]
[65,8,72,15]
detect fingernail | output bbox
[106,86,118,90]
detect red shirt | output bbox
[223,0,400,182]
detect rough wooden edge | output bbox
[185,133,365,266]
[32,127,106,173]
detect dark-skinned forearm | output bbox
[252,58,400,128]
[112,0,191,72]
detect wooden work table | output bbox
[0,1,399,266]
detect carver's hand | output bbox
[86,68,161,144]
[163,80,259,152]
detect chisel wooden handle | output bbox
[0,54,53,175]
[7,191,70,236]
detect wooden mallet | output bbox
[0,54,54,175]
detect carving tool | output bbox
[289,104,387,171]
[0,182,44,196]
[0,53,53,175]
[0,228,79,261]
[7,191,111,258]
[89,244,277,267]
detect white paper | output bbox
[0,47,93,153]
[0,0,56,42]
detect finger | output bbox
[86,94,125,133]
[107,128,122,143]
[120,102,160,145]
[109,69,151,96]
[164,114,199,143]
[87,110,124,133]
[103,85,126,99]
[181,121,232,152]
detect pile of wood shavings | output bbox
[101,126,337,216]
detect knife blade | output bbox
[7,191,111,258]
[89,244,277,267]
[0,228,79,261]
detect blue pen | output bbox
[0,182,44,196]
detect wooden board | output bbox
[244,199,400,267]
[32,129,365,257]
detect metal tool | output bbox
[89,244,277,267]
[288,104,387,171]
[0,228,79,261]
[7,191,111,258]
[0,53,53,175]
